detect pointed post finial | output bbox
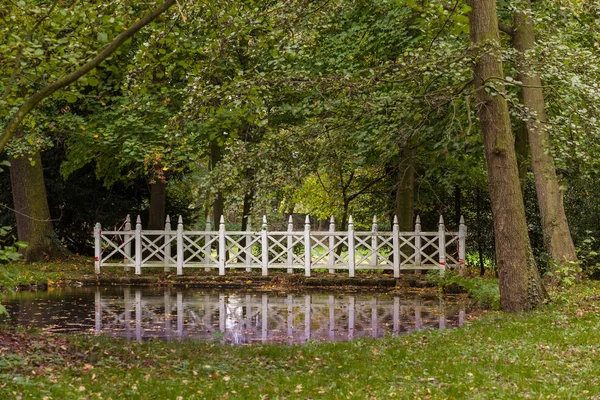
[126,214,131,223]
[373,215,377,223]
[178,215,183,225]
[330,215,335,224]
[305,215,310,225]
[438,215,444,225]
[262,215,267,229]
[165,215,170,223]
[460,215,465,225]
[393,215,398,225]
[220,215,225,224]
[136,215,142,224]
[348,215,354,225]
[288,215,293,224]
[415,215,421,225]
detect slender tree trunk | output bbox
[454,186,462,227]
[395,144,414,232]
[513,2,577,268]
[210,141,224,227]
[241,187,255,232]
[10,153,63,262]
[476,188,486,276]
[515,122,529,196]
[147,180,166,230]
[468,0,547,311]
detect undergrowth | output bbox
[427,270,501,310]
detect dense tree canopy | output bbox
[1,0,599,308]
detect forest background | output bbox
[1,0,599,311]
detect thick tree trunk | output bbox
[468,0,547,311]
[10,153,62,262]
[147,180,166,230]
[513,3,577,268]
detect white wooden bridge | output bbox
[94,215,466,277]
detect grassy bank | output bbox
[1,281,599,399]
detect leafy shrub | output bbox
[0,226,27,264]
[575,231,600,280]
[427,270,500,310]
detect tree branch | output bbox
[498,21,514,36]
[0,0,177,153]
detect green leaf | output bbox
[97,32,108,43]
[88,77,100,87]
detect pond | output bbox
[2,286,469,345]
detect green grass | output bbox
[1,282,600,399]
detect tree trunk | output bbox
[454,186,462,227]
[513,2,577,268]
[514,122,529,196]
[476,188,486,276]
[395,144,414,232]
[147,180,166,230]
[10,153,63,262]
[210,141,224,227]
[468,0,547,311]
[241,187,255,232]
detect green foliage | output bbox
[575,232,600,279]
[427,270,501,310]
[0,226,26,264]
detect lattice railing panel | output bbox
[94,215,466,276]
[182,233,218,265]
[224,234,262,266]
[100,232,135,265]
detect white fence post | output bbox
[371,215,378,267]
[246,217,252,272]
[135,216,142,275]
[348,216,355,278]
[204,217,211,272]
[124,215,131,272]
[176,216,184,275]
[94,223,101,274]
[459,215,467,275]
[304,215,311,277]
[261,215,268,276]
[438,215,446,275]
[415,215,422,267]
[328,216,335,274]
[287,216,293,274]
[164,215,171,272]
[219,216,226,276]
[392,216,399,278]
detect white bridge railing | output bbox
[94,215,466,277]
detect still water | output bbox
[3,287,468,344]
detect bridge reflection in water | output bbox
[93,288,467,344]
